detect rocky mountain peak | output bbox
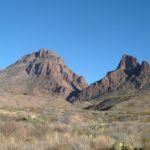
[70,54,150,101]
[7,49,88,98]
[36,49,60,59]
[18,48,64,65]
[117,54,139,71]
[24,49,68,77]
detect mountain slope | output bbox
[0,49,88,98]
[70,54,150,101]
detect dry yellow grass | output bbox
[0,91,149,150]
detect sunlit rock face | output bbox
[0,49,88,98]
[70,54,150,101]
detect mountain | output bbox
[0,49,88,98]
[69,54,150,101]
[0,50,150,102]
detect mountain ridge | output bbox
[69,54,150,101]
[0,49,150,102]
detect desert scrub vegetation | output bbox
[0,118,114,150]
[0,94,149,150]
[0,112,149,150]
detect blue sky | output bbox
[0,0,150,84]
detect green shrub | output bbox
[112,142,133,150]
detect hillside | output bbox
[0,49,88,98]
[69,54,150,101]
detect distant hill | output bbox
[69,54,150,101]
[0,49,88,98]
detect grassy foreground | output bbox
[0,91,149,150]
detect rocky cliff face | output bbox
[131,61,150,88]
[0,49,88,98]
[69,54,150,101]
[24,49,87,90]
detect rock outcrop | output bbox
[69,54,150,101]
